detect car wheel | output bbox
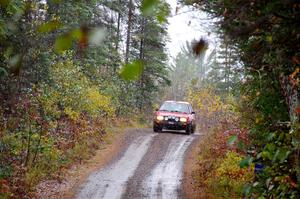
[153,126,161,133]
[191,124,196,134]
[186,124,192,135]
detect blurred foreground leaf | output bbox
[192,38,208,56]
[37,21,62,33]
[0,0,10,6]
[54,34,72,53]
[54,27,106,53]
[71,29,83,40]
[120,60,144,81]
[156,1,170,23]
[141,0,159,16]
[89,28,106,46]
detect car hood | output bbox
[156,111,189,118]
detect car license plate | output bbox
[168,121,174,125]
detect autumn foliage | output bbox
[187,85,253,198]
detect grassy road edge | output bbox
[34,121,145,199]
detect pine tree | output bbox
[206,35,241,93]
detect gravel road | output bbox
[76,128,199,199]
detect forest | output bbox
[0,0,299,198]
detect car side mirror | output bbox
[191,111,196,114]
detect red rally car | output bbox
[153,101,196,134]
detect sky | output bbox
[166,0,217,62]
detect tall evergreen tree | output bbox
[206,36,242,93]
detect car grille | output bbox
[164,116,179,122]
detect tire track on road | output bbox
[76,132,156,199]
[140,135,194,199]
[76,129,198,199]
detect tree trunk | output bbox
[116,1,121,52]
[125,0,133,64]
[138,17,145,111]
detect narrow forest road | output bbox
[75,128,200,199]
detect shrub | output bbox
[206,151,254,198]
[0,54,116,198]
[39,57,115,121]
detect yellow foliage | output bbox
[84,87,115,117]
[65,107,80,120]
[38,88,61,118]
[37,56,115,121]
[188,85,226,117]
[187,85,240,126]
[215,151,254,182]
[206,151,254,197]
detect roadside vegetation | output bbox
[180,0,299,198]
[186,84,254,198]
[0,0,169,198]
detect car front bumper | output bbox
[153,120,188,130]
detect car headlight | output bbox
[156,115,164,121]
[180,117,187,122]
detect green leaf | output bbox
[141,0,159,16]
[266,35,272,43]
[265,143,275,152]
[227,135,237,146]
[54,34,72,53]
[240,156,253,168]
[37,21,62,33]
[272,148,291,163]
[237,140,245,150]
[71,29,83,40]
[156,2,170,23]
[266,132,275,141]
[261,150,272,160]
[120,60,144,81]
[157,14,165,23]
[243,184,252,197]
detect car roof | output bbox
[164,100,191,105]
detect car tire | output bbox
[186,124,192,135]
[153,126,161,133]
[191,124,195,134]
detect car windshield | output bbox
[159,102,190,113]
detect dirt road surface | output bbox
[76,128,200,199]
